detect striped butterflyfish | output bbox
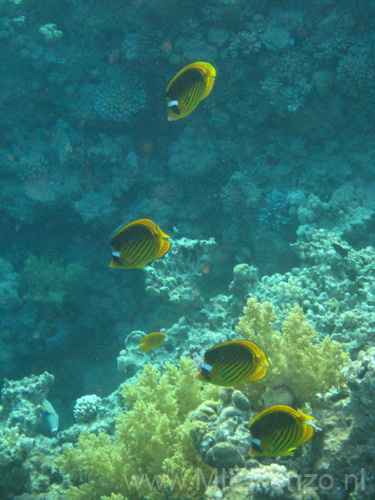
[249,405,317,457]
[195,340,270,387]
[166,62,216,121]
[110,219,171,269]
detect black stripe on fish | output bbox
[131,231,155,267]
[111,255,122,266]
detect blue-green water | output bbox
[0,0,375,498]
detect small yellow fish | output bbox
[166,61,216,121]
[195,339,270,387]
[110,218,171,269]
[139,332,167,353]
[249,405,317,457]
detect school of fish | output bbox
[108,62,317,459]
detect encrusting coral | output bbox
[236,297,350,406]
[56,357,218,500]
[0,372,57,497]
[144,237,217,313]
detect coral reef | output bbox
[93,75,146,121]
[261,22,294,52]
[56,357,219,500]
[220,172,262,213]
[73,191,117,224]
[236,298,349,406]
[38,23,63,44]
[21,255,86,309]
[145,237,217,313]
[73,395,102,423]
[0,372,59,498]
[191,391,251,471]
[309,347,375,500]
[312,69,335,97]
[167,126,219,177]
[220,464,306,499]
[1,371,54,435]
[2,0,375,497]
[336,51,375,98]
[228,31,262,58]
[0,257,20,310]
[226,223,375,354]
[0,426,35,492]
[258,189,291,232]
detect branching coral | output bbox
[228,31,262,58]
[56,357,218,500]
[73,395,102,423]
[336,52,375,98]
[258,189,291,232]
[93,75,146,121]
[226,463,299,499]
[236,297,350,406]
[144,237,217,313]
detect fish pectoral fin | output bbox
[156,225,171,240]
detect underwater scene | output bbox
[0,0,375,498]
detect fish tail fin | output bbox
[248,363,268,382]
[156,225,171,240]
[154,239,171,259]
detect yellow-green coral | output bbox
[121,357,217,418]
[236,297,350,406]
[101,495,126,500]
[21,254,85,309]
[56,357,218,500]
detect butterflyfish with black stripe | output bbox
[110,219,171,269]
[166,62,217,121]
[195,340,270,387]
[249,405,317,457]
